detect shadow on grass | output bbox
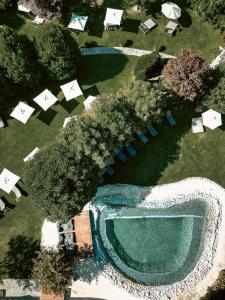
[106,104,192,186]
[87,11,104,38]
[83,85,100,98]
[80,54,129,86]
[1,196,16,210]
[37,109,57,126]
[60,99,80,113]
[122,18,140,33]
[179,9,192,28]
[0,9,27,28]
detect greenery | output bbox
[121,0,160,10]
[134,51,160,80]
[162,49,211,102]
[21,0,63,19]
[35,24,80,81]
[33,249,73,295]
[203,77,225,113]
[190,0,225,31]
[0,0,12,10]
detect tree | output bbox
[0,0,13,10]
[20,0,63,19]
[32,250,73,295]
[35,24,80,80]
[134,51,161,80]
[121,0,161,10]
[59,114,113,169]
[162,49,210,102]
[203,77,225,113]
[127,81,167,125]
[91,95,137,147]
[190,0,225,30]
[0,26,37,85]
[24,142,100,222]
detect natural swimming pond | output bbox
[94,199,207,285]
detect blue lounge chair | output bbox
[166,110,176,126]
[125,143,136,157]
[105,166,114,176]
[147,125,158,136]
[136,130,148,143]
[115,148,127,161]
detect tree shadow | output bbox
[83,85,100,98]
[80,54,129,86]
[106,103,192,186]
[179,9,192,28]
[73,257,102,284]
[0,9,27,29]
[4,235,40,280]
[0,196,16,210]
[87,11,104,38]
[37,109,57,126]
[60,100,80,113]
[122,18,140,33]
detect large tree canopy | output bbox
[21,0,63,19]
[0,26,37,85]
[162,49,210,102]
[203,77,225,114]
[35,24,80,81]
[32,250,73,295]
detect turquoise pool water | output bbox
[96,200,207,285]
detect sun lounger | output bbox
[115,148,127,161]
[12,186,22,199]
[192,117,204,133]
[106,166,114,176]
[136,130,148,143]
[0,117,5,128]
[64,232,74,248]
[147,125,158,136]
[139,18,157,34]
[61,220,73,232]
[164,21,179,36]
[125,143,136,156]
[0,198,6,213]
[166,110,176,126]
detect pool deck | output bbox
[73,210,93,251]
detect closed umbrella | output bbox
[162,2,181,19]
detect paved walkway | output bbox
[80,46,176,59]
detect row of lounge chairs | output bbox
[105,110,176,176]
[139,18,181,36]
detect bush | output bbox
[134,51,160,80]
[203,77,225,113]
[35,24,80,81]
[0,0,13,10]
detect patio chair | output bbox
[147,125,158,136]
[62,220,73,232]
[105,166,114,176]
[125,143,136,157]
[0,198,6,214]
[192,117,204,133]
[0,117,4,128]
[139,18,157,34]
[166,110,176,126]
[115,148,127,162]
[164,21,179,36]
[136,130,149,144]
[12,186,22,199]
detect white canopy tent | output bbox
[104,8,124,29]
[18,2,31,12]
[10,102,35,124]
[162,2,181,19]
[68,14,88,31]
[33,89,58,111]
[84,95,96,110]
[202,109,222,130]
[23,147,40,162]
[41,219,60,251]
[60,80,83,101]
[0,168,20,194]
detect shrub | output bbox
[0,0,13,10]
[134,51,160,80]
[203,77,225,113]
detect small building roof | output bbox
[104,8,124,27]
[202,109,222,130]
[83,95,96,110]
[68,14,88,31]
[0,168,20,194]
[60,80,83,101]
[33,89,58,111]
[10,101,35,124]
[41,219,60,251]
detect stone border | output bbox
[80,47,175,59]
[91,177,225,300]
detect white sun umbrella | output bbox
[84,95,96,110]
[0,168,20,194]
[202,109,222,130]
[162,2,181,19]
[33,89,58,111]
[41,218,60,251]
[10,101,35,124]
[68,14,88,31]
[104,8,124,28]
[60,80,83,101]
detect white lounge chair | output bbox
[0,117,4,128]
[0,198,6,213]
[192,117,204,133]
[12,186,22,199]
[139,18,157,34]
